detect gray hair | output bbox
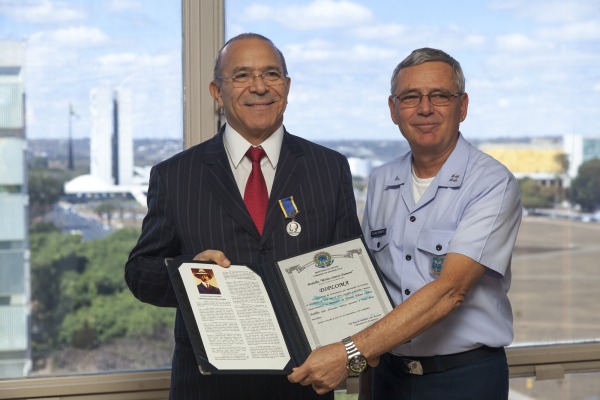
[390,48,465,95]
[213,33,288,84]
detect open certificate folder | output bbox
[166,236,394,375]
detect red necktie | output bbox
[244,147,268,235]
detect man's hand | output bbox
[193,250,231,268]
[287,342,349,395]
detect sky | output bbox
[1,0,599,141]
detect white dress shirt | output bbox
[223,124,284,198]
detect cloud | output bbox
[2,0,85,24]
[353,24,490,55]
[470,76,529,91]
[463,34,487,48]
[44,26,109,47]
[496,33,537,52]
[352,23,410,40]
[489,0,599,24]
[285,39,395,65]
[95,52,173,78]
[245,0,373,29]
[25,27,109,71]
[538,21,600,41]
[496,98,511,108]
[106,0,142,13]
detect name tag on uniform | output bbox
[371,228,386,238]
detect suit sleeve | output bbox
[124,164,184,308]
[332,155,363,241]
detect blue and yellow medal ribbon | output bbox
[278,196,299,219]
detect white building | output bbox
[89,87,133,186]
[66,87,144,205]
[113,88,133,186]
[563,133,600,182]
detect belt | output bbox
[391,346,500,375]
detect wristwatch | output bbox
[342,336,368,373]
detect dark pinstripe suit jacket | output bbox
[125,127,361,400]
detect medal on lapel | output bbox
[278,196,301,237]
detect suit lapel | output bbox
[201,131,260,238]
[200,129,306,242]
[262,132,306,241]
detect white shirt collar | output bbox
[223,124,284,169]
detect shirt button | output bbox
[377,241,381,248]
[410,216,416,222]
[405,254,412,261]
[404,289,411,295]
[436,244,442,251]
[259,247,269,255]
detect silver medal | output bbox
[286,220,301,236]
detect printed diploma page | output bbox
[276,237,394,349]
[169,236,394,374]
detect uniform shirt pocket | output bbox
[366,227,394,272]
[367,227,393,252]
[417,229,454,277]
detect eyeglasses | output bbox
[392,91,463,108]
[217,70,287,87]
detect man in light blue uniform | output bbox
[288,48,522,399]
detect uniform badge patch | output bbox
[430,255,445,275]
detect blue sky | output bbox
[1,0,599,141]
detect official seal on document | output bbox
[313,251,333,268]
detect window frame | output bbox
[182,0,223,147]
[1,344,600,399]
[1,0,599,397]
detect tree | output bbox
[94,201,118,227]
[553,153,569,203]
[29,230,85,355]
[29,226,174,356]
[28,168,69,223]
[569,158,600,212]
[518,177,555,209]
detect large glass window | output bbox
[0,0,182,377]
[225,0,600,342]
[1,2,599,400]
[224,1,600,399]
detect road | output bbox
[48,202,113,241]
[509,216,600,399]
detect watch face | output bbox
[348,355,368,373]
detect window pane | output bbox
[225,0,600,348]
[511,374,600,400]
[1,0,182,378]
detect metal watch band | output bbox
[342,336,367,373]
[342,336,360,357]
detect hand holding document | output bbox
[167,236,394,375]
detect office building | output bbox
[0,41,31,378]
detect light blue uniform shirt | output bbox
[362,134,522,357]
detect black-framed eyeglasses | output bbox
[392,91,463,108]
[217,70,287,87]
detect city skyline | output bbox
[0,0,599,141]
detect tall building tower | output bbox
[90,87,113,185]
[90,87,133,186]
[112,88,133,186]
[0,41,31,378]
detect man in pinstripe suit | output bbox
[125,33,362,400]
